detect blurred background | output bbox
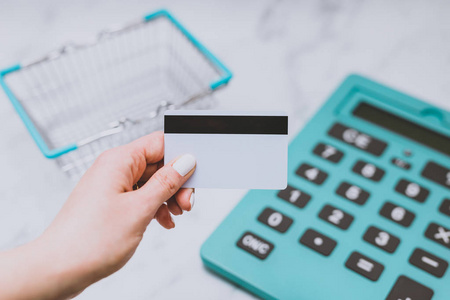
[0,0,450,299]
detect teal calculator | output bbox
[201,75,450,300]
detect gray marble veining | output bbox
[1,0,449,299]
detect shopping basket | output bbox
[0,10,232,179]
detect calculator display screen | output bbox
[353,102,450,156]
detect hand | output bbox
[0,131,196,299]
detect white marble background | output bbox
[0,0,450,299]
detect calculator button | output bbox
[327,123,387,156]
[312,143,343,163]
[386,276,434,300]
[425,222,450,250]
[296,163,328,185]
[421,161,450,190]
[409,248,448,278]
[352,160,385,182]
[363,226,400,253]
[439,199,450,217]
[257,208,293,233]
[345,251,384,281]
[395,179,429,203]
[277,185,311,209]
[236,231,274,260]
[391,157,411,170]
[299,229,337,256]
[318,204,354,230]
[379,202,415,227]
[336,182,370,205]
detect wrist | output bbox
[0,236,82,300]
[32,233,98,299]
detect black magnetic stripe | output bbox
[164,115,288,134]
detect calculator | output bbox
[201,75,450,300]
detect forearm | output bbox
[0,133,194,299]
[0,236,90,300]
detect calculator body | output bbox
[201,75,450,299]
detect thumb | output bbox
[136,154,196,211]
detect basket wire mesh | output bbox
[1,11,231,180]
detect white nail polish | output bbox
[189,192,195,210]
[172,154,196,176]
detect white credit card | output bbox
[164,111,288,189]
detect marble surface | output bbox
[1,0,450,299]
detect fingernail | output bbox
[172,154,196,176]
[189,191,195,210]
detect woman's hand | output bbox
[0,131,196,299]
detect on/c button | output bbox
[236,231,274,260]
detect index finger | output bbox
[122,131,164,165]
[89,131,165,191]
[119,131,165,186]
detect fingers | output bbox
[175,188,195,211]
[136,163,160,186]
[167,198,183,215]
[121,131,165,185]
[166,188,194,214]
[157,188,195,228]
[154,204,175,229]
[137,154,196,213]
[90,131,165,191]
[123,131,164,165]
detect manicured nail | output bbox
[172,154,196,176]
[189,191,195,210]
